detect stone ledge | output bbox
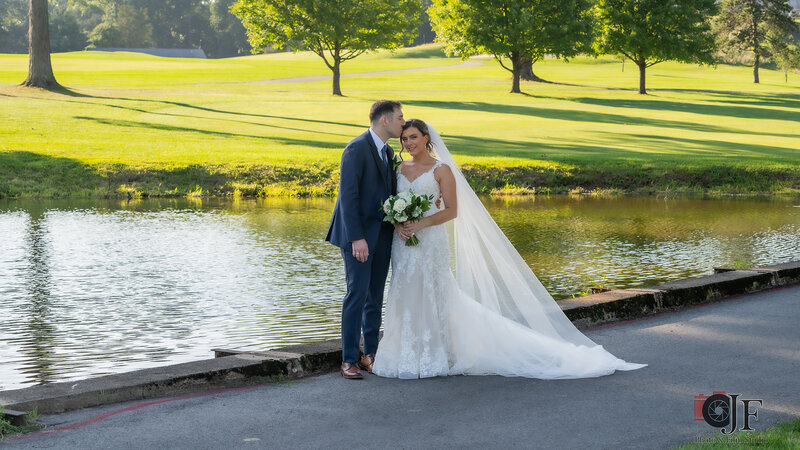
[0,341,345,415]
[562,264,797,329]
[561,289,663,328]
[0,355,293,415]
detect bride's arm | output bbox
[402,165,457,235]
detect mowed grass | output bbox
[676,416,800,449]
[1,44,799,198]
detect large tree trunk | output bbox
[510,51,522,94]
[520,57,547,82]
[638,62,647,94]
[753,53,760,84]
[22,0,60,89]
[331,43,342,96]
[332,60,342,96]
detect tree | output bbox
[73,0,212,50]
[413,0,436,45]
[430,0,595,94]
[49,6,88,52]
[520,56,547,82]
[232,0,421,96]
[139,0,211,49]
[22,0,60,89]
[207,0,251,57]
[712,0,799,83]
[595,0,718,94]
[1,0,29,53]
[88,3,154,48]
[770,33,800,81]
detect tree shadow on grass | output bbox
[598,133,800,162]
[10,84,95,98]
[66,101,354,136]
[90,96,364,130]
[403,100,755,136]
[571,95,800,125]
[659,90,800,110]
[439,134,612,161]
[6,87,365,130]
[72,116,344,149]
[0,151,339,198]
[439,132,800,164]
[0,151,103,198]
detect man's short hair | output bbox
[369,100,401,123]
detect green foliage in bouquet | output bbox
[381,190,435,246]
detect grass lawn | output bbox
[677,416,800,449]
[1,45,799,198]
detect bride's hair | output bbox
[402,119,436,156]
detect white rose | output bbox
[399,191,412,201]
[393,198,407,212]
[383,200,392,214]
[395,213,408,222]
[413,206,423,218]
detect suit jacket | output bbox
[326,129,397,251]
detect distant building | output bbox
[87,48,207,59]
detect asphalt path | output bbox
[6,285,800,449]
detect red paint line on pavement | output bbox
[7,385,258,442]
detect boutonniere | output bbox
[392,150,404,171]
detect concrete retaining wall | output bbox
[560,261,800,328]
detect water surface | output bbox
[1,196,798,390]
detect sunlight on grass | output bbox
[1,45,798,197]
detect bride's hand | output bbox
[395,224,410,240]
[401,220,423,237]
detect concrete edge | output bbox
[2,261,799,416]
[560,260,800,328]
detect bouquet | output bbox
[391,152,404,172]
[381,190,434,246]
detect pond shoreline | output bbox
[2,260,798,418]
[2,163,799,199]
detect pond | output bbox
[1,196,798,390]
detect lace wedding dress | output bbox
[372,127,645,380]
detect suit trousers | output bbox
[340,228,393,363]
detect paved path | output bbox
[6,286,800,449]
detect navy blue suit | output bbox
[326,129,397,363]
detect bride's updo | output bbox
[402,119,436,156]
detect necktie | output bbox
[382,144,390,169]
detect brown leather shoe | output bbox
[357,354,375,373]
[340,362,363,379]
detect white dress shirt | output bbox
[368,128,388,165]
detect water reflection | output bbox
[0,196,798,390]
[488,196,800,295]
[20,206,57,385]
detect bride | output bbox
[371,119,646,379]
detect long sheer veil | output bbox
[428,125,599,348]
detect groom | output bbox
[326,100,403,379]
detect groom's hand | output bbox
[352,239,369,263]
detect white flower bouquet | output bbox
[391,152,404,171]
[381,190,434,246]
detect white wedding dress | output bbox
[372,127,645,380]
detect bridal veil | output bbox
[428,125,623,349]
